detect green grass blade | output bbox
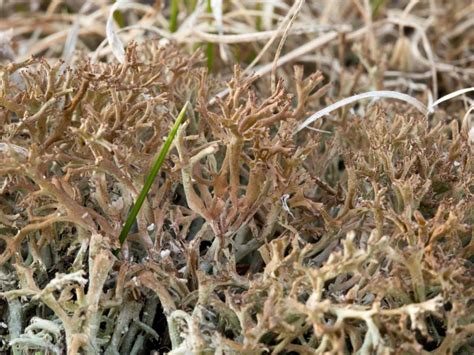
[205,0,214,71]
[112,0,126,28]
[371,0,387,17]
[113,9,126,28]
[169,0,180,32]
[117,101,189,250]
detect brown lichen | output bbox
[0,41,472,354]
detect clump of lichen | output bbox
[0,41,473,354]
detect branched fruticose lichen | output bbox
[0,41,472,354]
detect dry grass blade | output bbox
[62,1,92,66]
[270,0,304,90]
[106,0,127,64]
[296,90,428,132]
[429,87,474,112]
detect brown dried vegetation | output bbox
[0,41,472,354]
[0,0,474,353]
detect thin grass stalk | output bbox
[117,101,189,250]
[206,0,214,71]
[295,90,428,132]
[169,0,180,33]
